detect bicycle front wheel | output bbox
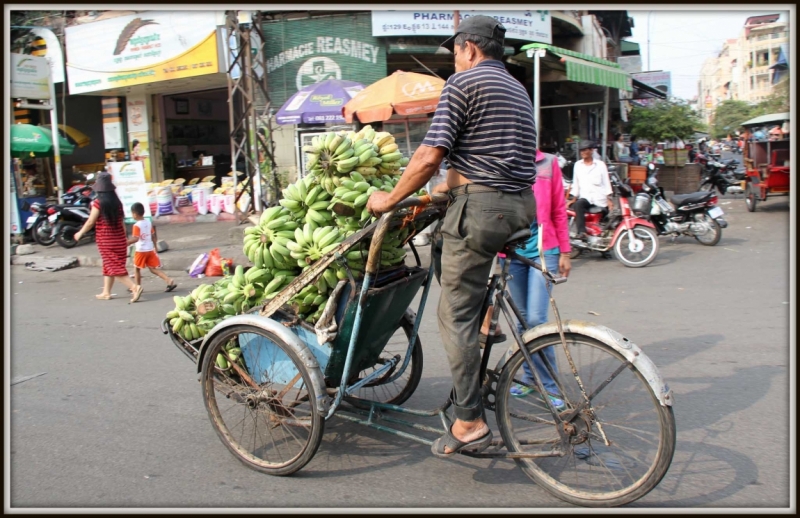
[495,333,675,507]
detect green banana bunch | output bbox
[243,205,300,270]
[279,175,331,221]
[286,223,344,267]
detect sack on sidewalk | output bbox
[188,253,209,278]
[205,248,224,277]
[209,194,223,215]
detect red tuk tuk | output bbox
[741,112,790,212]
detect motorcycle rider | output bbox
[568,140,614,239]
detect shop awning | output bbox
[520,43,632,91]
[740,112,790,127]
[631,78,667,100]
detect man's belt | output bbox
[448,184,528,198]
[448,184,501,198]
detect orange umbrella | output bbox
[342,71,446,123]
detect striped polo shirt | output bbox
[421,60,537,192]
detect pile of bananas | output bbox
[166,127,420,332]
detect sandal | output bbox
[165,283,177,292]
[130,285,144,303]
[431,426,493,458]
[95,294,113,300]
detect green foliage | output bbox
[712,100,757,139]
[629,100,702,144]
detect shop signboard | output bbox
[371,10,552,44]
[109,161,151,222]
[126,95,152,182]
[262,13,387,109]
[11,54,51,100]
[29,28,65,83]
[65,11,223,95]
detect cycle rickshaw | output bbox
[163,193,676,507]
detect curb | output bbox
[152,212,239,225]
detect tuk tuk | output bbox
[740,112,790,212]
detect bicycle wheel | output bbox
[200,324,324,476]
[495,333,675,507]
[347,314,423,408]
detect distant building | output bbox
[698,13,788,124]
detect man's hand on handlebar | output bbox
[366,191,395,217]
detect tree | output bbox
[711,100,757,139]
[628,99,702,144]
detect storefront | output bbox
[64,10,229,185]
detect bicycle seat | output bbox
[504,229,531,250]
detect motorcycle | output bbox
[633,163,727,247]
[24,201,60,246]
[567,168,660,268]
[699,158,745,195]
[54,204,95,248]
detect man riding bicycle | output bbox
[367,15,537,457]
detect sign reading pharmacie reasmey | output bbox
[65,11,224,95]
[371,10,552,44]
[11,54,51,100]
[262,14,387,109]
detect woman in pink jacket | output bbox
[502,150,572,407]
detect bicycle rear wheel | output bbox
[200,324,324,476]
[495,333,675,507]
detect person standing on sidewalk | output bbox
[128,202,176,292]
[74,172,143,302]
[367,15,537,457]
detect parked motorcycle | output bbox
[699,159,745,195]
[54,204,95,248]
[24,201,60,246]
[567,168,660,268]
[633,163,727,246]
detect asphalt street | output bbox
[8,187,792,509]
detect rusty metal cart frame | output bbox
[163,193,676,507]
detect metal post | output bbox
[47,78,63,204]
[242,27,262,212]
[533,49,542,150]
[602,87,610,162]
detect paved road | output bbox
[8,194,791,509]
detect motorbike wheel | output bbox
[693,213,722,246]
[56,226,80,248]
[32,219,56,247]
[745,184,757,212]
[614,226,659,268]
[567,220,583,259]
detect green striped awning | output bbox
[521,42,632,91]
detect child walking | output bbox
[128,202,177,293]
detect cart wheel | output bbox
[200,324,324,476]
[347,313,423,409]
[745,184,757,212]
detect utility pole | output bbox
[647,11,653,71]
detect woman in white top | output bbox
[568,140,613,238]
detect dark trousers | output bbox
[436,189,536,421]
[573,198,608,234]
